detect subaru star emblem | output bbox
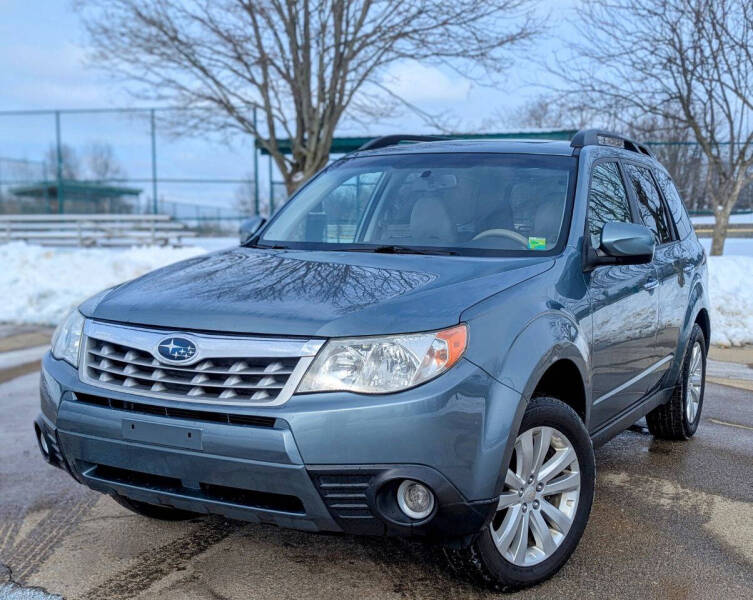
[156,337,197,362]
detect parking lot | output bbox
[2,327,752,599]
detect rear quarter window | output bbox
[624,163,673,244]
[654,170,693,240]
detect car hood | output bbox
[84,247,554,337]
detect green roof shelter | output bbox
[9,180,142,214]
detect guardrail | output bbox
[0,214,196,247]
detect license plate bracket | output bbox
[122,419,203,450]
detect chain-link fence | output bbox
[0,107,288,233]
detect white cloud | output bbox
[381,61,472,104]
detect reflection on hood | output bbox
[126,249,436,313]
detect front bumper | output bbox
[37,351,521,541]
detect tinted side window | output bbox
[586,162,632,248]
[624,163,672,244]
[654,170,692,239]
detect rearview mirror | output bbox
[239,216,266,246]
[599,221,655,263]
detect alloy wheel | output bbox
[492,426,581,567]
[686,341,703,424]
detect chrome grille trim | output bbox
[80,320,323,406]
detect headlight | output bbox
[297,324,467,394]
[51,309,85,367]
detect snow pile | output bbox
[0,242,205,325]
[707,256,753,346]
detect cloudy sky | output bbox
[0,0,577,207]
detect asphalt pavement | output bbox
[1,328,752,599]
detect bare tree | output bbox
[501,94,599,131]
[77,0,542,195]
[43,144,80,180]
[86,142,127,181]
[554,0,753,255]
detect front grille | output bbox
[84,337,296,402]
[80,321,322,406]
[90,464,305,514]
[74,392,277,428]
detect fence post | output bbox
[55,110,63,214]
[253,106,260,216]
[150,109,158,214]
[268,154,274,215]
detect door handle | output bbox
[644,278,659,291]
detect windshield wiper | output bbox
[345,244,459,256]
[251,243,290,249]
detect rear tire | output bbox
[444,396,595,591]
[110,494,200,521]
[646,323,706,440]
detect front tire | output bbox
[444,396,595,591]
[646,323,706,440]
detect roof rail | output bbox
[357,134,448,152]
[570,129,653,157]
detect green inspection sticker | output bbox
[528,236,546,250]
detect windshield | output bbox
[259,153,576,256]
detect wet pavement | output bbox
[1,331,752,599]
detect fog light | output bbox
[397,480,435,520]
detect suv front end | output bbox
[36,313,517,540]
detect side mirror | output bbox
[599,221,655,263]
[239,216,266,246]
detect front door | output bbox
[583,161,660,430]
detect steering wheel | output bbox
[472,228,530,247]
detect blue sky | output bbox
[0,0,577,206]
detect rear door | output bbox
[584,160,660,430]
[622,162,679,390]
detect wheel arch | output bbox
[695,307,710,350]
[672,283,710,382]
[530,359,587,423]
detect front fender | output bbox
[465,302,591,498]
[489,312,590,496]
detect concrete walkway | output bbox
[708,346,753,391]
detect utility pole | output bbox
[150,109,158,214]
[55,110,63,213]
[268,154,274,215]
[253,106,259,216]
